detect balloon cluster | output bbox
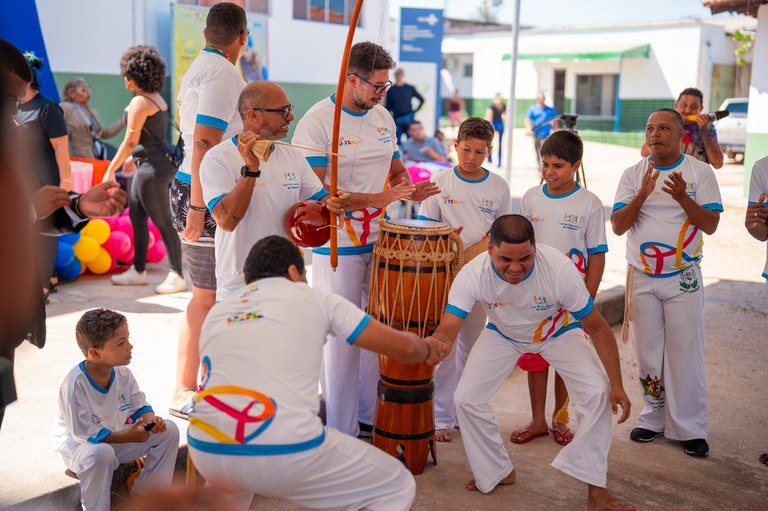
[54,209,167,281]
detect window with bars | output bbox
[293,0,362,26]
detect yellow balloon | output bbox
[87,248,112,275]
[73,236,100,263]
[82,219,110,245]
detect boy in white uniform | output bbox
[53,309,179,511]
[428,215,634,511]
[513,130,607,446]
[189,236,446,510]
[612,108,722,457]
[417,117,512,442]
[746,155,768,309]
[200,82,330,300]
[292,42,438,436]
[170,2,248,417]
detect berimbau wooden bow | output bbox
[329,0,365,271]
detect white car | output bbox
[715,97,748,160]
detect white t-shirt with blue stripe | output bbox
[613,155,723,277]
[200,138,328,299]
[177,49,246,178]
[747,156,768,279]
[446,245,593,344]
[417,167,512,246]
[53,364,152,454]
[292,96,401,255]
[520,183,608,277]
[190,278,370,456]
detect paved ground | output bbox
[1,130,766,510]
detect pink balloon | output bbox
[146,240,166,263]
[103,215,119,231]
[105,231,132,259]
[116,216,134,241]
[118,251,135,266]
[147,231,156,249]
[149,223,161,242]
[122,207,130,217]
[107,255,117,274]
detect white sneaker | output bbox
[155,271,187,294]
[111,266,148,286]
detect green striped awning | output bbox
[503,44,650,61]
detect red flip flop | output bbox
[551,424,573,446]
[509,427,549,444]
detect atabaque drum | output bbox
[368,219,464,475]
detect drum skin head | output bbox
[386,218,449,230]
[284,200,331,248]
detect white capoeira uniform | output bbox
[292,95,401,436]
[747,156,768,308]
[614,155,722,440]
[200,137,328,300]
[448,246,613,492]
[53,363,179,511]
[417,166,512,430]
[189,278,415,511]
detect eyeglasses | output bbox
[76,85,91,92]
[251,104,294,120]
[351,73,392,94]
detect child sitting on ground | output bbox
[53,308,179,511]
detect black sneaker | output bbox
[630,427,664,442]
[681,438,709,457]
[358,422,373,439]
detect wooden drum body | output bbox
[368,219,463,475]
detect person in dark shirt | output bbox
[385,68,424,145]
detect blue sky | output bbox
[395,0,720,27]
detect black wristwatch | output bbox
[241,165,260,179]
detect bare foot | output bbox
[435,428,452,442]
[551,421,574,445]
[587,486,635,511]
[509,420,549,444]
[171,388,197,411]
[466,469,516,491]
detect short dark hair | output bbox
[23,52,43,91]
[677,87,704,104]
[489,214,535,247]
[653,107,684,131]
[206,2,247,46]
[457,116,494,146]
[540,130,583,165]
[76,309,127,356]
[120,45,165,93]
[243,236,305,284]
[348,42,395,77]
[0,39,33,87]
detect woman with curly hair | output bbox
[105,45,185,294]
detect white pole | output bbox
[503,0,521,185]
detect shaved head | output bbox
[490,214,536,247]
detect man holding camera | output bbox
[525,93,558,170]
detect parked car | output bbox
[715,97,748,160]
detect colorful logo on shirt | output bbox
[685,181,696,197]
[338,136,361,147]
[559,213,581,231]
[283,171,299,190]
[478,198,495,214]
[225,311,263,325]
[527,214,545,223]
[678,268,700,293]
[639,219,702,274]
[118,393,130,412]
[376,127,393,144]
[487,301,513,310]
[533,307,572,343]
[442,195,465,205]
[531,295,552,311]
[91,414,101,424]
[189,384,277,445]
[343,207,383,246]
[566,248,587,276]
[199,356,212,391]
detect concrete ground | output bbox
[1,130,766,510]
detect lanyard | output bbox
[203,45,234,64]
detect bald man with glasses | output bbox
[200,81,343,300]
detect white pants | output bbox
[60,421,180,511]
[433,303,487,429]
[190,427,415,511]
[455,328,612,492]
[629,265,708,440]
[313,252,378,436]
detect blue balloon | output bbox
[55,242,75,269]
[58,258,82,281]
[59,232,81,245]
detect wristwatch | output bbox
[241,165,260,179]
